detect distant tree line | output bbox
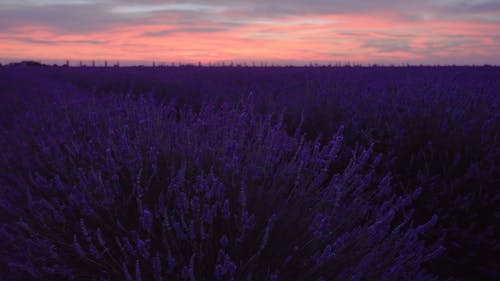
[1,60,497,68]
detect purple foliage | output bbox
[1,65,498,281]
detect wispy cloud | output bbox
[110,3,227,15]
[143,27,229,37]
[0,0,97,9]
[363,38,412,53]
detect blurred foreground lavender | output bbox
[0,66,498,281]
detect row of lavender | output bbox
[0,66,498,280]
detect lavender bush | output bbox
[48,66,500,280]
[1,88,445,280]
[1,65,498,280]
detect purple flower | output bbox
[167,253,176,274]
[221,200,230,220]
[136,239,149,259]
[141,208,153,233]
[269,272,279,281]
[72,235,86,258]
[219,235,229,248]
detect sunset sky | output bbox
[1,0,499,65]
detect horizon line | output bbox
[1,59,498,68]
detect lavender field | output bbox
[0,65,498,281]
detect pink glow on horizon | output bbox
[1,11,499,65]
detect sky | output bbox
[0,0,499,65]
